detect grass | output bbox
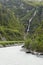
[0,26,24,41]
[0,41,24,47]
[0,41,24,44]
[0,26,20,35]
[0,26,24,36]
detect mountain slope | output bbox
[0,4,24,41]
[0,0,43,42]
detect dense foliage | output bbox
[0,3,24,41]
[0,0,43,52]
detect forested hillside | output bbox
[0,3,24,41]
[0,0,43,52]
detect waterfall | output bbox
[24,9,37,40]
[27,10,37,33]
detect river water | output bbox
[0,45,43,65]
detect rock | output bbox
[26,50,31,53]
[26,51,31,53]
[31,51,38,55]
[22,45,24,48]
[0,44,3,48]
[40,53,43,55]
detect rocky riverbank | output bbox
[22,45,43,55]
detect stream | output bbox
[0,45,43,65]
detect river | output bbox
[0,45,43,65]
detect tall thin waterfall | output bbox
[27,10,37,33]
[24,9,37,40]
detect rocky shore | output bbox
[22,45,43,55]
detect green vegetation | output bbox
[0,0,43,52]
[23,0,43,52]
[0,4,24,41]
[25,21,43,52]
[23,0,43,7]
[0,41,24,47]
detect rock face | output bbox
[1,37,6,41]
[0,45,3,48]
